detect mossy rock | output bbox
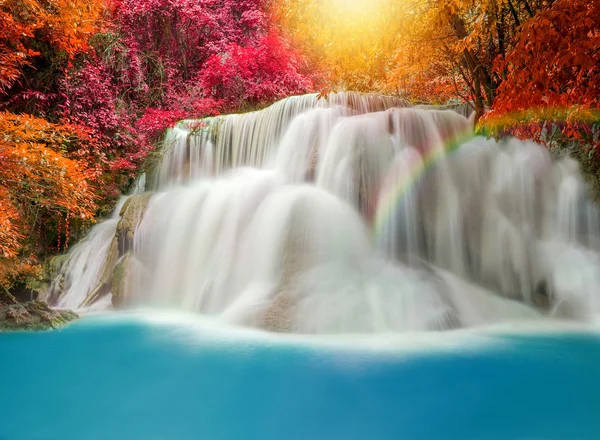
[112,254,130,307]
[35,253,73,303]
[0,300,78,332]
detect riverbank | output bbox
[0,298,77,331]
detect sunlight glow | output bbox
[328,0,380,18]
[286,0,407,89]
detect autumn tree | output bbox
[383,0,561,114]
[0,0,105,105]
[476,0,600,177]
[199,28,313,108]
[491,0,600,119]
[275,0,568,116]
[0,112,97,287]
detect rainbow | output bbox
[372,123,475,240]
[372,106,600,240]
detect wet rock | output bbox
[111,253,146,308]
[102,238,120,282]
[36,254,69,303]
[116,193,152,256]
[79,237,119,308]
[0,300,77,331]
[263,293,295,333]
[261,211,307,333]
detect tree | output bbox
[480,0,600,159]
[0,0,104,97]
[490,0,600,122]
[383,0,560,114]
[200,28,313,108]
[274,0,564,116]
[0,112,97,286]
[58,0,314,175]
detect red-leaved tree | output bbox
[487,0,600,148]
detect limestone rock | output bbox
[263,293,295,333]
[111,253,147,308]
[261,211,307,333]
[116,193,152,256]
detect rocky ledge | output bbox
[0,300,78,331]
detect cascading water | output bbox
[51,92,600,333]
[49,196,129,311]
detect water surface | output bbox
[2,313,600,440]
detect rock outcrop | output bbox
[72,193,152,309]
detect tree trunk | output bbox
[448,13,497,109]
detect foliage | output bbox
[0,0,105,95]
[275,0,576,114]
[382,0,556,113]
[58,0,314,173]
[0,0,37,92]
[485,0,600,150]
[200,28,313,108]
[104,0,312,110]
[495,0,600,110]
[0,112,97,285]
[1,0,314,287]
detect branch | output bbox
[520,0,535,18]
[1,283,18,305]
[507,0,521,26]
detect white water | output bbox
[52,196,128,309]
[52,92,600,334]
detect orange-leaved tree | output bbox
[1,0,104,289]
[0,112,97,287]
[383,0,563,113]
[0,0,40,92]
[0,0,105,95]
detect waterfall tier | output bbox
[50,92,600,334]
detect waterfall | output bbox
[51,92,600,333]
